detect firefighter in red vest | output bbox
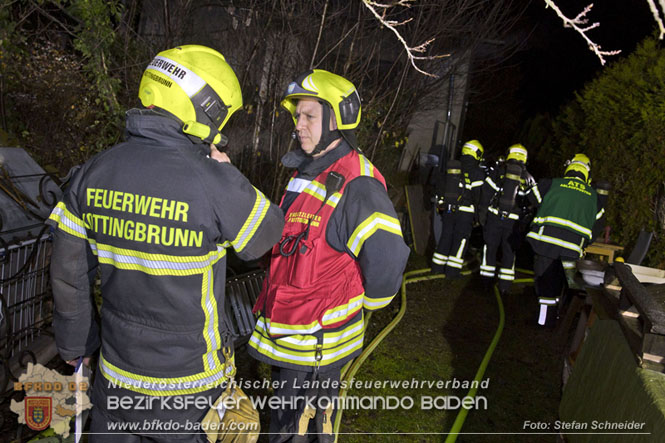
[248,70,410,442]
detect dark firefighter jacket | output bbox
[47,109,284,399]
[248,142,410,371]
[433,155,485,214]
[478,159,535,223]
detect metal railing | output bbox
[224,269,265,346]
[0,233,53,366]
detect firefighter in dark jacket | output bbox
[46,45,284,442]
[248,70,410,442]
[478,144,535,294]
[431,140,485,277]
[526,153,606,327]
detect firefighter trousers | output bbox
[269,366,340,443]
[432,210,474,277]
[480,215,520,293]
[533,254,574,327]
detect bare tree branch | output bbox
[314,22,358,67]
[647,0,665,39]
[2,0,527,180]
[543,1,621,65]
[361,0,449,77]
[310,0,329,69]
[368,61,409,161]
[28,0,77,37]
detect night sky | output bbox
[520,0,655,113]
[462,0,656,157]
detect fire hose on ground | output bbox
[332,265,534,441]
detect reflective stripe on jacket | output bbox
[529,177,598,239]
[527,176,602,258]
[47,111,284,396]
[254,151,385,336]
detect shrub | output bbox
[540,36,665,267]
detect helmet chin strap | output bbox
[307,102,340,157]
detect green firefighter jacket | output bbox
[47,109,284,397]
[527,176,603,258]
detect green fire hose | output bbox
[330,263,534,440]
[333,269,447,440]
[445,272,533,442]
[444,283,505,442]
[333,267,477,440]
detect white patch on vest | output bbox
[286,178,311,193]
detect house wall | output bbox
[398,57,471,174]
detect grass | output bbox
[334,269,563,442]
[236,251,566,442]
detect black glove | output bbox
[523,171,536,189]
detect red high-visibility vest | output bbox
[254,150,386,337]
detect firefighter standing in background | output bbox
[431,140,485,277]
[47,45,284,442]
[478,144,536,295]
[248,70,410,442]
[526,154,607,327]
